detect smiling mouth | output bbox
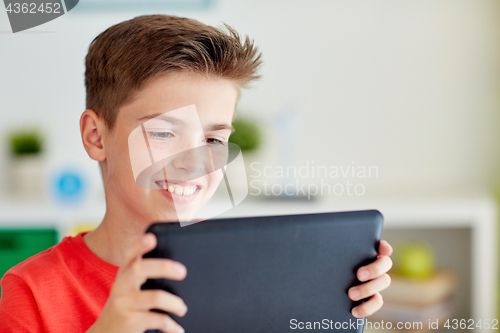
[154,181,200,196]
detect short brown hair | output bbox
[85,14,262,129]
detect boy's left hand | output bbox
[348,240,393,318]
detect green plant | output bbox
[8,129,43,156]
[229,117,261,152]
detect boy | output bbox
[0,15,393,333]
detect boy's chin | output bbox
[150,208,195,223]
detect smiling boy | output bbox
[0,15,393,333]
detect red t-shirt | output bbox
[0,231,119,333]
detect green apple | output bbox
[396,242,436,279]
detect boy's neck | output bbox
[82,211,147,267]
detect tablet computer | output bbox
[142,209,384,333]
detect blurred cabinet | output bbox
[374,228,470,332]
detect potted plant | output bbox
[228,117,262,189]
[7,129,46,199]
[229,117,261,154]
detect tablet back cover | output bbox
[142,209,383,333]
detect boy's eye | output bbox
[147,131,173,141]
[205,138,225,146]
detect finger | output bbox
[132,311,185,333]
[348,274,391,301]
[357,255,393,282]
[378,240,393,256]
[140,259,187,281]
[132,290,188,317]
[351,292,383,318]
[123,258,187,290]
[122,233,157,270]
[157,314,185,333]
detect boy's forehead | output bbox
[120,72,238,125]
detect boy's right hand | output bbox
[86,233,188,333]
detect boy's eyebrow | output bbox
[205,123,235,133]
[139,113,235,133]
[138,113,185,126]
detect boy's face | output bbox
[102,72,237,223]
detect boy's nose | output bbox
[171,146,210,176]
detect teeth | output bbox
[184,187,196,196]
[160,183,197,195]
[174,186,183,195]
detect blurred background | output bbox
[1,0,500,332]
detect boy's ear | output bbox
[80,109,106,162]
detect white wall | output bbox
[1,0,499,200]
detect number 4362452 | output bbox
[5,3,62,14]
[444,319,499,330]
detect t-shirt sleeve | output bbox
[0,273,43,333]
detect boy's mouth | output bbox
[154,180,200,196]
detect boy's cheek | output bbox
[205,172,223,196]
[128,126,153,181]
